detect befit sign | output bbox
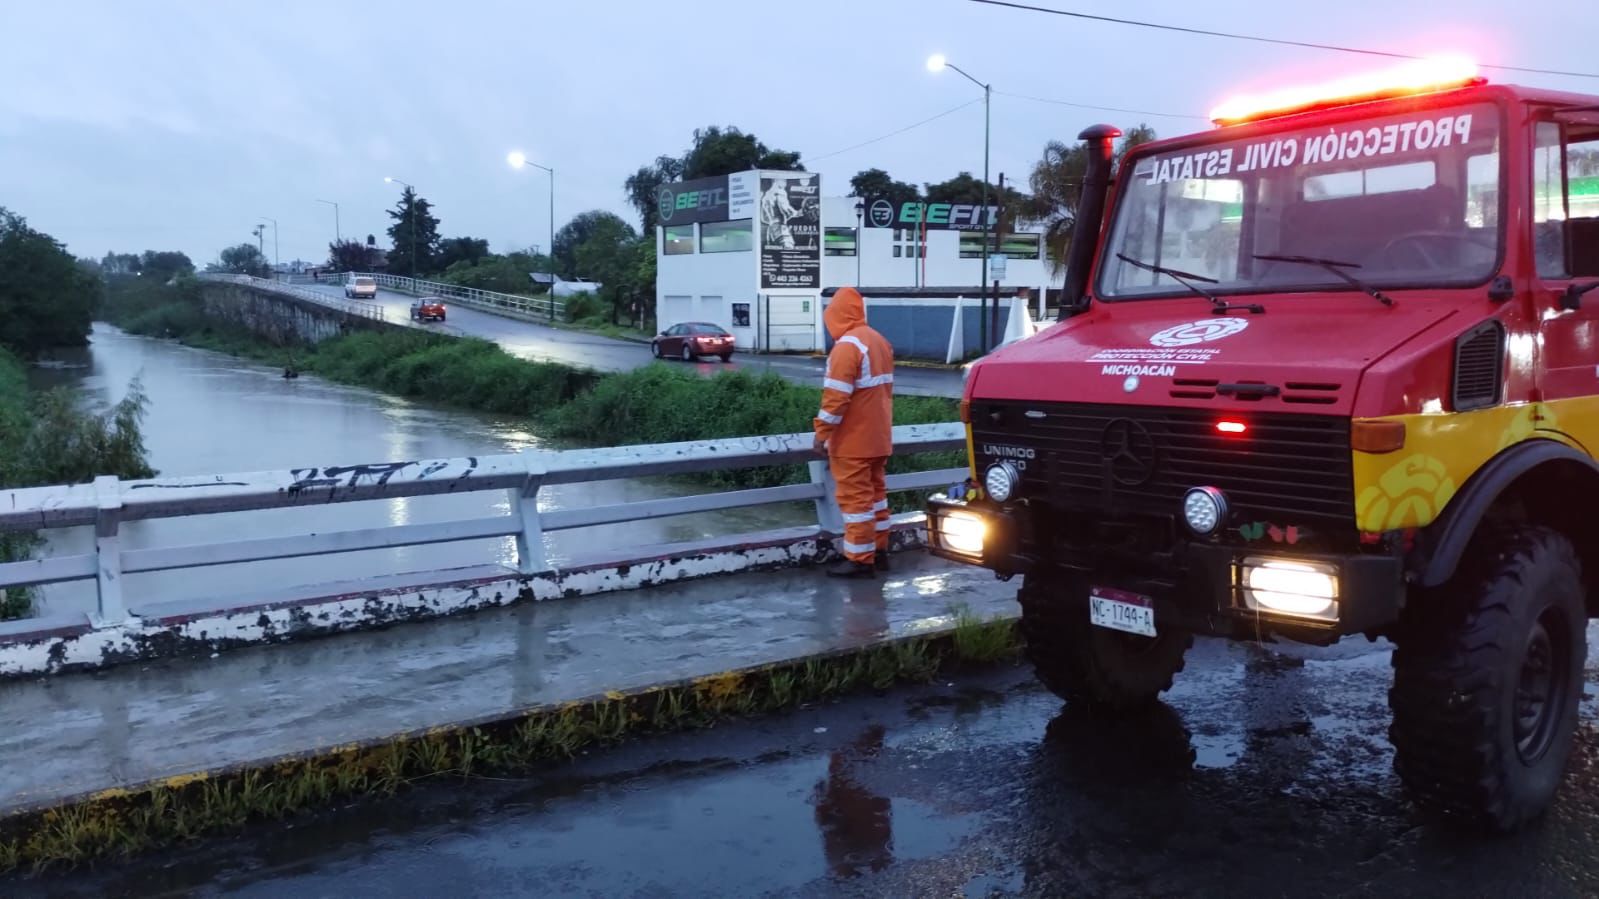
[657,175,730,225]
[864,198,998,230]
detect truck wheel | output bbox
[1388,525,1586,832]
[1018,570,1192,712]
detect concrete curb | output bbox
[0,520,931,680]
[0,612,1021,872]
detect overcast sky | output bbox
[3,0,1591,267]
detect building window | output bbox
[664,224,695,255]
[824,227,857,256]
[700,220,752,253]
[959,231,1042,259]
[892,229,923,259]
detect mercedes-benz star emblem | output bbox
[1099,418,1157,487]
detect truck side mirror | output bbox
[1562,281,1599,311]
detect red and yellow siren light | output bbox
[1209,55,1484,126]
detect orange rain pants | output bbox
[830,455,890,563]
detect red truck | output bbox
[926,57,1599,831]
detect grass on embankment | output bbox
[0,612,1019,875]
[101,282,963,489]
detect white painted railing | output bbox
[341,271,565,321]
[0,424,965,626]
[200,273,385,321]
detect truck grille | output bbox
[970,402,1354,528]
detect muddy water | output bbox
[30,324,805,617]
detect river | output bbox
[28,324,803,618]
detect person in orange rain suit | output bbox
[813,287,894,578]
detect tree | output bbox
[849,168,921,206]
[100,252,140,275]
[622,126,803,231]
[436,236,491,271]
[385,187,442,277]
[624,155,685,233]
[553,210,635,280]
[217,243,271,277]
[681,125,805,179]
[1027,124,1158,272]
[0,208,98,355]
[571,217,642,324]
[139,250,194,283]
[327,239,375,272]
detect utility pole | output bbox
[259,217,279,274]
[990,173,1005,352]
[384,178,418,284]
[316,199,341,245]
[507,152,556,320]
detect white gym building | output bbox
[653,169,1063,359]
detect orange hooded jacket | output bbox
[814,287,894,458]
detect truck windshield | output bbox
[1098,101,1502,301]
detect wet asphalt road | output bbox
[31,631,1599,898]
[307,284,964,398]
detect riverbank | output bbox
[101,279,964,488]
[0,345,154,619]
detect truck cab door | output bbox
[1532,119,1599,413]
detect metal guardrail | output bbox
[339,271,565,322]
[0,424,965,627]
[199,273,385,322]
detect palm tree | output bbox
[1028,124,1158,275]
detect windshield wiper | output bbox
[1114,253,1264,315]
[1252,254,1395,307]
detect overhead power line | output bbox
[995,89,1205,121]
[810,98,982,162]
[968,0,1599,80]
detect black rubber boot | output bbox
[826,560,876,579]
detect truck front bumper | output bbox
[924,496,1404,641]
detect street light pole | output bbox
[927,54,994,352]
[507,152,557,320]
[316,199,341,245]
[854,200,864,286]
[259,217,280,274]
[384,177,417,284]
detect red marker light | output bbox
[1209,55,1482,125]
[1216,420,1248,435]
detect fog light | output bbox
[984,462,1020,502]
[1243,557,1339,621]
[938,510,987,556]
[1183,486,1228,535]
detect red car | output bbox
[652,322,734,362]
[410,298,446,322]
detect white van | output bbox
[344,275,377,299]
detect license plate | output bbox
[1089,587,1157,638]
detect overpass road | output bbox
[40,630,1599,897]
[305,283,965,398]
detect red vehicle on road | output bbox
[410,298,446,322]
[925,57,1599,831]
[653,322,735,362]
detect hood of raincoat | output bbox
[825,287,865,341]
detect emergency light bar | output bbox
[1210,55,1484,126]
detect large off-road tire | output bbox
[1388,525,1587,832]
[1018,570,1193,712]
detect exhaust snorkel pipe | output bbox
[1058,124,1121,320]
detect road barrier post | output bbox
[92,475,127,626]
[513,450,549,574]
[808,460,844,536]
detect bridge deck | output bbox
[0,552,1018,817]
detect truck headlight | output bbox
[937,510,987,556]
[1242,557,1339,621]
[984,462,1020,503]
[1182,486,1228,535]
